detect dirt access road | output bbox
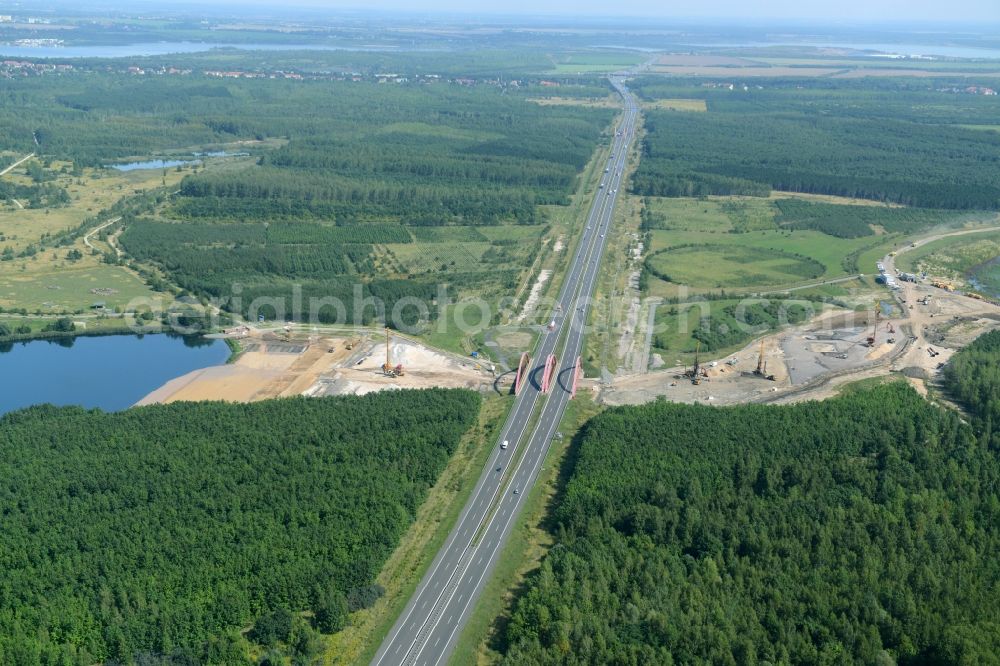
[600,222,1000,407]
[0,153,34,177]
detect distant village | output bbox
[0,57,556,89]
[937,85,997,96]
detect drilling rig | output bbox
[751,339,775,381]
[683,341,708,384]
[866,302,880,347]
[381,327,405,377]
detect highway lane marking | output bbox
[375,358,553,665]
[375,454,525,663]
[423,93,638,664]
[378,83,637,666]
[431,368,584,665]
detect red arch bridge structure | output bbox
[541,354,558,393]
[570,355,583,398]
[514,352,532,395]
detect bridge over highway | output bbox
[372,77,639,666]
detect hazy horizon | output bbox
[12,0,1000,24]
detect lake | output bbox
[0,42,393,59]
[681,40,1000,59]
[0,333,229,416]
[110,159,200,172]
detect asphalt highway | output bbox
[372,77,638,666]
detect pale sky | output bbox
[212,0,999,22]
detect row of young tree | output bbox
[502,359,1000,663]
[176,172,543,225]
[116,215,528,328]
[773,200,969,239]
[0,389,480,664]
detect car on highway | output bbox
[513,488,519,495]
[501,439,509,450]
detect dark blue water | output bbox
[110,159,199,171]
[0,333,229,416]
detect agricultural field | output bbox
[646,244,824,289]
[547,51,646,74]
[642,202,885,298]
[642,196,776,233]
[527,96,621,108]
[641,98,708,112]
[639,195,980,297]
[0,264,157,313]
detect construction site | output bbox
[600,241,1000,407]
[138,326,495,405]
[138,230,1000,411]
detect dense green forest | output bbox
[167,84,610,226]
[944,328,1000,429]
[76,73,613,325]
[0,389,479,664]
[630,77,1000,209]
[502,379,1000,664]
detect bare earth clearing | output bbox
[600,225,1000,407]
[138,328,494,405]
